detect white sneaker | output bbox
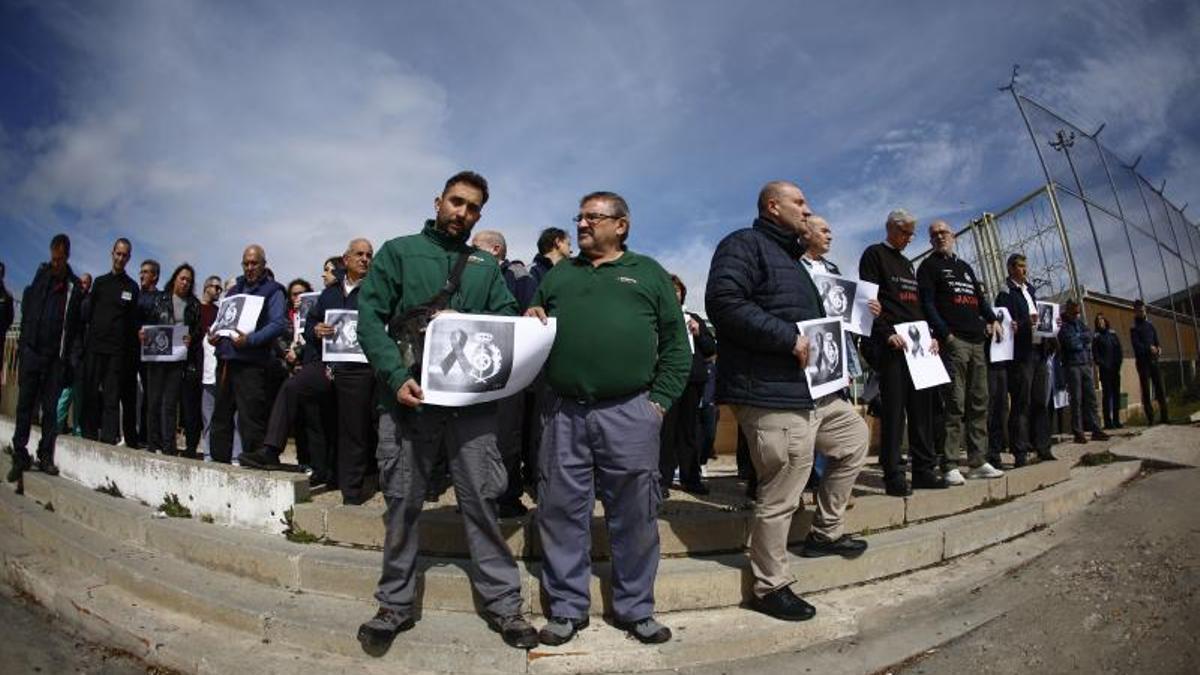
[944,468,966,486]
[966,462,1005,479]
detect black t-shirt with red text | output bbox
[859,242,924,344]
[917,252,993,343]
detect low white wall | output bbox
[0,417,307,534]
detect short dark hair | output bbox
[1094,312,1108,331]
[1064,298,1080,312]
[1006,253,1026,269]
[141,259,160,277]
[580,191,630,243]
[287,278,313,294]
[443,170,489,205]
[113,237,132,252]
[325,255,345,271]
[537,227,568,255]
[669,274,686,304]
[1133,298,1145,309]
[50,233,71,256]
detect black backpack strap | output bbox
[427,248,474,312]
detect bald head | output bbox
[471,229,508,261]
[756,180,813,237]
[242,244,267,283]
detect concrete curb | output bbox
[0,443,1146,674]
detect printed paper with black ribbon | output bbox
[419,313,557,406]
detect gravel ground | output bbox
[894,466,1200,674]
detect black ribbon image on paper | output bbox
[908,324,925,357]
[213,296,245,333]
[801,319,845,391]
[817,277,856,323]
[143,326,173,357]
[326,311,361,354]
[425,319,514,393]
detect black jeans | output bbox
[659,381,703,488]
[331,366,376,501]
[1136,359,1168,423]
[1006,357,1035,458]
[145,362,185,454]
[81,351,139,445]
[209,360,269,464]
[877,345,936,479]
[986,365,1008,457]
[1098,366,1121,427]
[12,356,66,464]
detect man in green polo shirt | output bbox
[525,190,690,646]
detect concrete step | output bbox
[0,455,1148,674]
[291,457,1071,556]
[5,441,1120,618]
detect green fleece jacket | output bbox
[532,250,690,410]
[357,221,518,407]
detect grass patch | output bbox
[43,501,54,512]
[980,494,1017,509]
[281,507,320,544]
[1079,450,1117,466]
[95,479,124,499]
[200,514,215,524]
[158,493,192,519]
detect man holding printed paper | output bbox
[917,220,1005,484]
[354,171,538,654]
[525,190,690,645]
[859,209,947,496]
[706,181,868,624]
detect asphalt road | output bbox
[0,586,157,675]
[893,466,1200,675]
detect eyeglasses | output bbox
[930,230,953,238]
[573,212,622,224]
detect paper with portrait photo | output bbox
[1035,301,1059,338]
[212,294,264,338]
[810,272,879,336]
[894,320,950,390]
[796,317,848,399]
[420,314,557,407]
[294,291,321,338]
[141,324,188,362]
[989,307,1014,363]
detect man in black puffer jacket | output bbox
[8,234,84,481]
[706,181,868,624]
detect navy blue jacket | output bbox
[1092,329,1123,370]
[1057,317,1093,366]
[530,254,555,288]
[303,278,367,370]
[706,217,824,410]
[215,275,287,365]
[18,263,84,371]
[1130,317,1159,363]
[994,278,1038,362]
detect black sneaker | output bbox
[35,459,59,476]
[617,616,672,644]
[357,607,414,657]
[237,447,283,470]
[1091,431,1110,442]
[679,482,710,496]
[490,613,539,649]
[750,586,816,622]
[884,477,911,497]
[538,616,589,646]
[800,533,868,559]
[911,472,950,490]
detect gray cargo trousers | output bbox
[372,404,523,618]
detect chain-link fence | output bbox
[913,80,1200,392]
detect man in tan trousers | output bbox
[705,181,869,621]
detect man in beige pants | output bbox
[705,181,869,622]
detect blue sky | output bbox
[2,0,1198,314]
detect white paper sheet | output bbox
[141,324,187,362]
[295,291,321,340]
[894,320,951,390]
[1034,301,1059,338]
[212,294,264,338]
[797,317,848,399]
[420,314,557,407]
[322,309,367,363]
[811,272,879,336]
[989,307,1014,363]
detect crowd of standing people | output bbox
[0,172,1172,653]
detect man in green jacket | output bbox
[526,191,691,646]
[354,171,537,654]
